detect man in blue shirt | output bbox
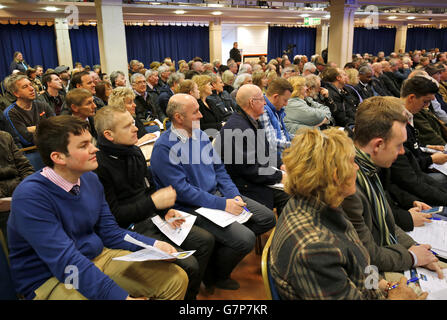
[7,115,187,300]
[151,93,276,293]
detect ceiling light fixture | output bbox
[174,10,186,14]
[211,11,223,15]
[407,16,416,20]
[0,5,5,9]
[44,6,59,12]
[300,14,310,17]
[388,16,397,19]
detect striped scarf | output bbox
[355,147,396,246]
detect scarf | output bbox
[97,136,147,188]
[355,147,396,246]
[263,95,291,142]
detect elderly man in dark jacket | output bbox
[216,84,289,215]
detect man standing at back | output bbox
[229,42,242,65]
[150,93,275,293]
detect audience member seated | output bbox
[68,71,105,110]
[258,78,293,156]
[150,93,276,293]
[108,87,158,146]
[158,72,184,117]
[63,88,98,140]
[207,73,237,120]
[380,60,401,97]
[131,73,161,122]
[355,66,375,99]
[221,70,235,94]
[0,130,34,238]
[145,69,163,117]
[7,115,188,300]
[389,76,447,203]
[93,105,214,300]
[9,51,28,74]
[321,67,356,127]
[342,97,444,278]
[36,72,65,115]
[191,75,226,138]
[26,68,44,95]
[371,62,394,97]
[217,84,290,216]
[157,65,171,89]
[390,58,411,89]
[252,71,268,93]
[94,80,112,107]
[231,73,252,100]
[284,76,332,135]
[270,127,426,300]
[110,70,126,89]
[3,74,54,146]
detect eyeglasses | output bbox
[251,97,265,102]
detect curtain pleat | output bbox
[267,27,316,61]
[0,24,58,80]
[406,27,447,52]
[353,27,396,56]
[69,25,101,68]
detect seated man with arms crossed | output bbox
[94,104,214,300]
[150,93,276,292]
[7,115,188,300]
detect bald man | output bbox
[380,61,401,97]
[216,84,290,216]
[150,93,275,293]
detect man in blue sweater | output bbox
[151,93,275,293]
[7,115,188,300]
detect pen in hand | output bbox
[415,243,439,256]
[388,277,419,291]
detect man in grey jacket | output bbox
[341,96,444,279]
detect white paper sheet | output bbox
[137,131,160,147]
[406,220,447,259]
[267,183,284,190]
[195,207,252,228]
[404,268,447,300]
[112,234,195,262]
[151,211,196,246]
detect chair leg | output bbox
[255,235,263,255]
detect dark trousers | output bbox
[191,195,276,283]
[134,219,214,300]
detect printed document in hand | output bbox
[195,207,252,228]
[151,211,196,246]
[429,162,447,176]
[404,268,447,300]
[268,183,284,190]
[137,131,160,147]
[407,219,447,259]
[112,234,195,262]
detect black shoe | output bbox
[215,278,240,290]
[203,282,215,295]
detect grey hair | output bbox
[110,70,125,87]
[130,73,145,84]
[304,74,321,89]
[303,62,316,73]
[358,66,373,75]
[145,69,158,79]
[158,65,170,75]
[6,74,29,93]
[233,73,252,89]
[167,72,185,87]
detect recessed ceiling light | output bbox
[211,11,223,15]
[174,10,186,14]
[265,21,271,23]
[300,14,310,17]
[407,16,416,20]
[324,14,330,18]
[150,2,161,5]
[243,24,250,26]
[208,3,224,7]
[44,6,59,12]
[0,5,5,9]
[388,16,397,19]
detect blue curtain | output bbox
[69,25,100,68]
[353,27,396,56]
[125,25,209,66]
[0,24,58,81]
[406,28,447,52]
[267,27,316,61]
